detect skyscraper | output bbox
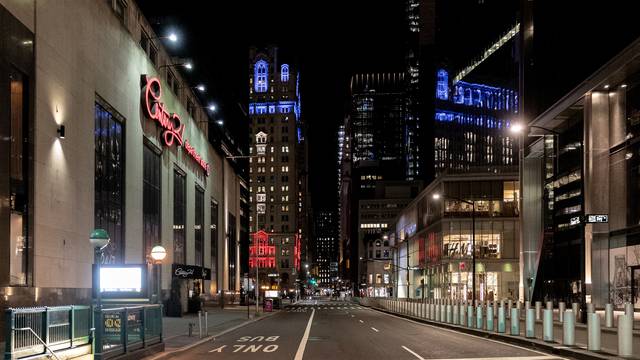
[314,211,338,287]
[248,47,306,293]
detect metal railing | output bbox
[94,305,163,360]
[4,305,91,360]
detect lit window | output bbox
[254,60,268,93]
[281,64,290,82]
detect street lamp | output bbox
[90,229,110,309]
[150,245,167,304]
[159,62,192,71]
[432,192,477,304]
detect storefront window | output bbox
[95,100,125,263]
[8,70,28,285]
[228,213,237,290]
[143,144,161,260]
[194,186,204,266]
[173,170,186,264]
[210,199,218,291]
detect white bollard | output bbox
[498,305,506,333]
[605,303,614,328]
[486,303,494,331]
[587,312,601,351]
[563,310,575,346]
[441,303,446,322]
[467,304,474,327]
[446,303,452,323]
[507,299,513,319]
[571,302,579,319]
[460,302,467,325]
[559,302,565,323]
[435,301,441,322]
[543,309,553,342]
[546,301,553,310]
[476,305,483,329]
[535,301,542,321]
[453,301,459,325]
[525,308,535,338]
[510,308,520,335]
[617,314,633,357]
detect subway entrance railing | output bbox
[4,304,163,360]
[4,305,91,360]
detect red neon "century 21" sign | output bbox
[141,75,210,176]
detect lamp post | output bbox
[150,245,167,304]
[432,193,476,303]
[90,229,110,309]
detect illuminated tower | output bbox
[248,47,305,292]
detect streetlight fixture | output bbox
[432,192,477,303]
[150,245,167,304]
[90,229,110,308]
[159,62,192,71]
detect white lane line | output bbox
[358,319,364,323]
[294,308,315,360]
[402,345,425,360]
[426,357,555,360]
[371,327,379,332]
[378,310,558,358]
[351,314,355,318]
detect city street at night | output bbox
[1,1,640,359]
[164,297,561,360]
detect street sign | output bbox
[585,214,608,223]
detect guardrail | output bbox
[94,305,163,360]
[4,305,91,360]
[356,297,639,358]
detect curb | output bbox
[365,305,630,360]
[147,311,279,360]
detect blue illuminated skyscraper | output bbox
[248,46,308,291]
[431,69,518,176]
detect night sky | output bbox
[137,1,526,211]
[137,0,407,210]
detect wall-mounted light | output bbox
[57,124,65,139]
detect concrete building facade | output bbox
[0,0,244,336]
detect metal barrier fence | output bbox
[4,305,92,360]
[94,305,163,360]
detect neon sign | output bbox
[141,75,210,175]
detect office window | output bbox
[195,186,204,266]
[95,100,125,263]
[173,170,186,264]
[143,144,161,260]
[112,0,127,25]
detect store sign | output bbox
[172,264,212,280]
[141,75,210,176]
[570,216,581,226]
[585,214,608,223]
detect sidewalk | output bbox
[145,304,279,360]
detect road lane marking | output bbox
[402,345,425,360]
[378,310,558,358]
[293,308,315,360]
[426,357,556,360]
[358,319,364,323]
[371,327,379,332]
[351,315,355,317]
